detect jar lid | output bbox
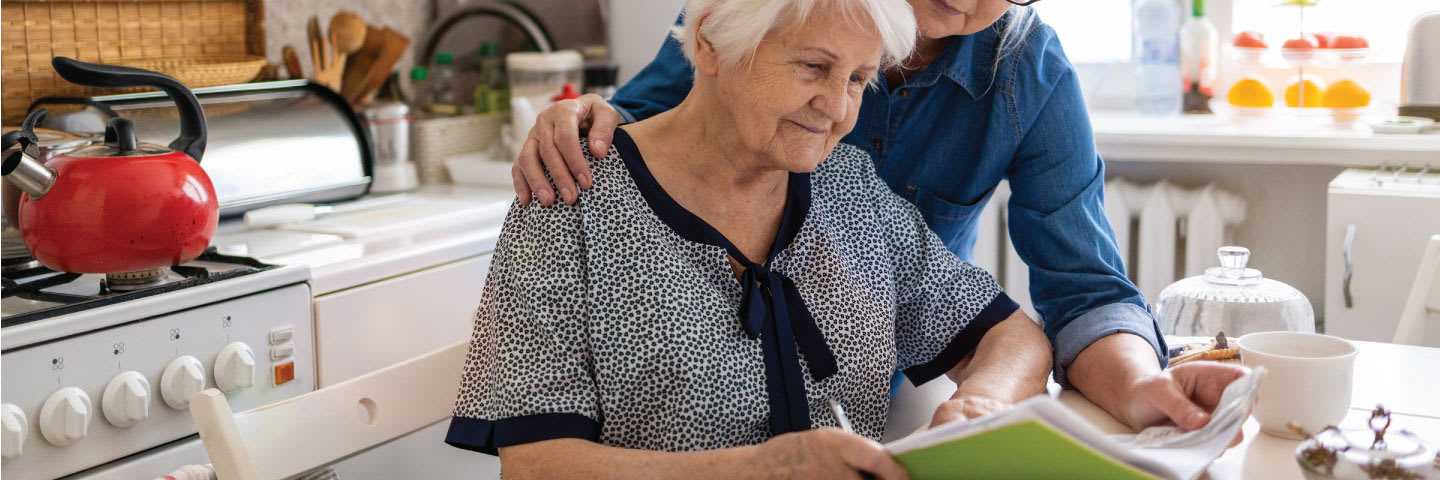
[506,50,583,72]
[1158,246,1307,304]
[1295,406,1439,478]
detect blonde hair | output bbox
[671,0,918,71]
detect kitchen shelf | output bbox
[1090,110,1440,167]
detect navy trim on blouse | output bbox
[903,292,1021,385]
[611,128,837,436]
[445,413,601,455]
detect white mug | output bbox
[1237,331,1358,439]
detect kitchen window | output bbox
[1035,0,1432,65]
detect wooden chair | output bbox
[189,341,468,480]
[1394,234,1440,347]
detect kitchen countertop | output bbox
[1090,110,1440,166]
[885,338,1440,479]
[212,186,515,295]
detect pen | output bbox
[828,398,855,434]
[829,399,878,480]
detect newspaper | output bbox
[887,367,1266,480]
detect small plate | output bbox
[1369,116,1435,134]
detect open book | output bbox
[885,368,1265,480]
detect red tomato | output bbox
[1331,35,1368,49]
[1313,32,1336,48]
[1233,31,1267,48]
[1283,35,1319,50]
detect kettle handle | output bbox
[50,57,207,163]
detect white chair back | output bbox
[1394,235,1440,347]
[190,341,469,480]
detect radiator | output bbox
[973,180,1246,320]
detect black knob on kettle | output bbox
[50,57,207,163]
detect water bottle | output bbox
[1134,0,1182,115]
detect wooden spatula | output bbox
[307,16,343,91]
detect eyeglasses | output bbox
[1008,0,1042,5]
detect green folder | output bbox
[893,420,1160,480]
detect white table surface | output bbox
[884,339,1440,479]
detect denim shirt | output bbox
[609,13,1166,386]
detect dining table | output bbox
[883,337,1440,479]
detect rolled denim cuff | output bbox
[1052,302,1167,389]
[611,101,638,124]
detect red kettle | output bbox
[1,57,216,275]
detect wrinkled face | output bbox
[701,6,883,173]
[907,0,1011,38]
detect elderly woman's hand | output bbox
[754,428,909,480]
[511,93,622,206]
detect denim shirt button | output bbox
[871,139,884,152]
[898,88,910,98]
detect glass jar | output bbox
[1155,246,1314,336]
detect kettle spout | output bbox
[2,147,56,199]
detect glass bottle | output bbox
[1181,0,1219,113]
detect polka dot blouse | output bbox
[446,128,1019,456]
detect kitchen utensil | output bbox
[341,25,387,102]
[1154,246,1315,337]
[242,195,408,228]
[1294,406,1439,480]
[328,12,367,55]
[282,45,304,79]
[308,16,343,91]
[327,11,366,94]
[1,57,216,275]
[1400,10,1440,121]
[350,28,411,105]
[361,101,419,193]
[1238,331,1357,440]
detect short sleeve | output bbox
[845,147,1020,385]
[445,198,598,455]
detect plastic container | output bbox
[1134,0,1183,115]
[472,42,509,114]
[506,50,583,111]
[1154,246,1315,337]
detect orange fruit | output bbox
[1321,79,1370,108]
[1228,77,1275,107]
[1285,75,1325,108]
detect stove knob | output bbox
[38,387,91,446]
[102,371,151,427]
[214,342,256,392]
[161,356,206,410]
[2,403,26,458]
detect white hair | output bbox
[993,6,1038,73]
[671,0,917,71]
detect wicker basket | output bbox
[1,0,268,125]
[411,113,507,184]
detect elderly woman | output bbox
[444,0,1050,477]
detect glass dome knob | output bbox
[1218,246,1250,270]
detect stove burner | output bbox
[104,268,170,292]
[1,248,278,327]
[1,256,41,274]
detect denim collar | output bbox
[895,20,1001,98]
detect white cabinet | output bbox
[313,254,492,387]
[1325,169,1440,342]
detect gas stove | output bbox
[2,248,279,327]
[1,247,315,479]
